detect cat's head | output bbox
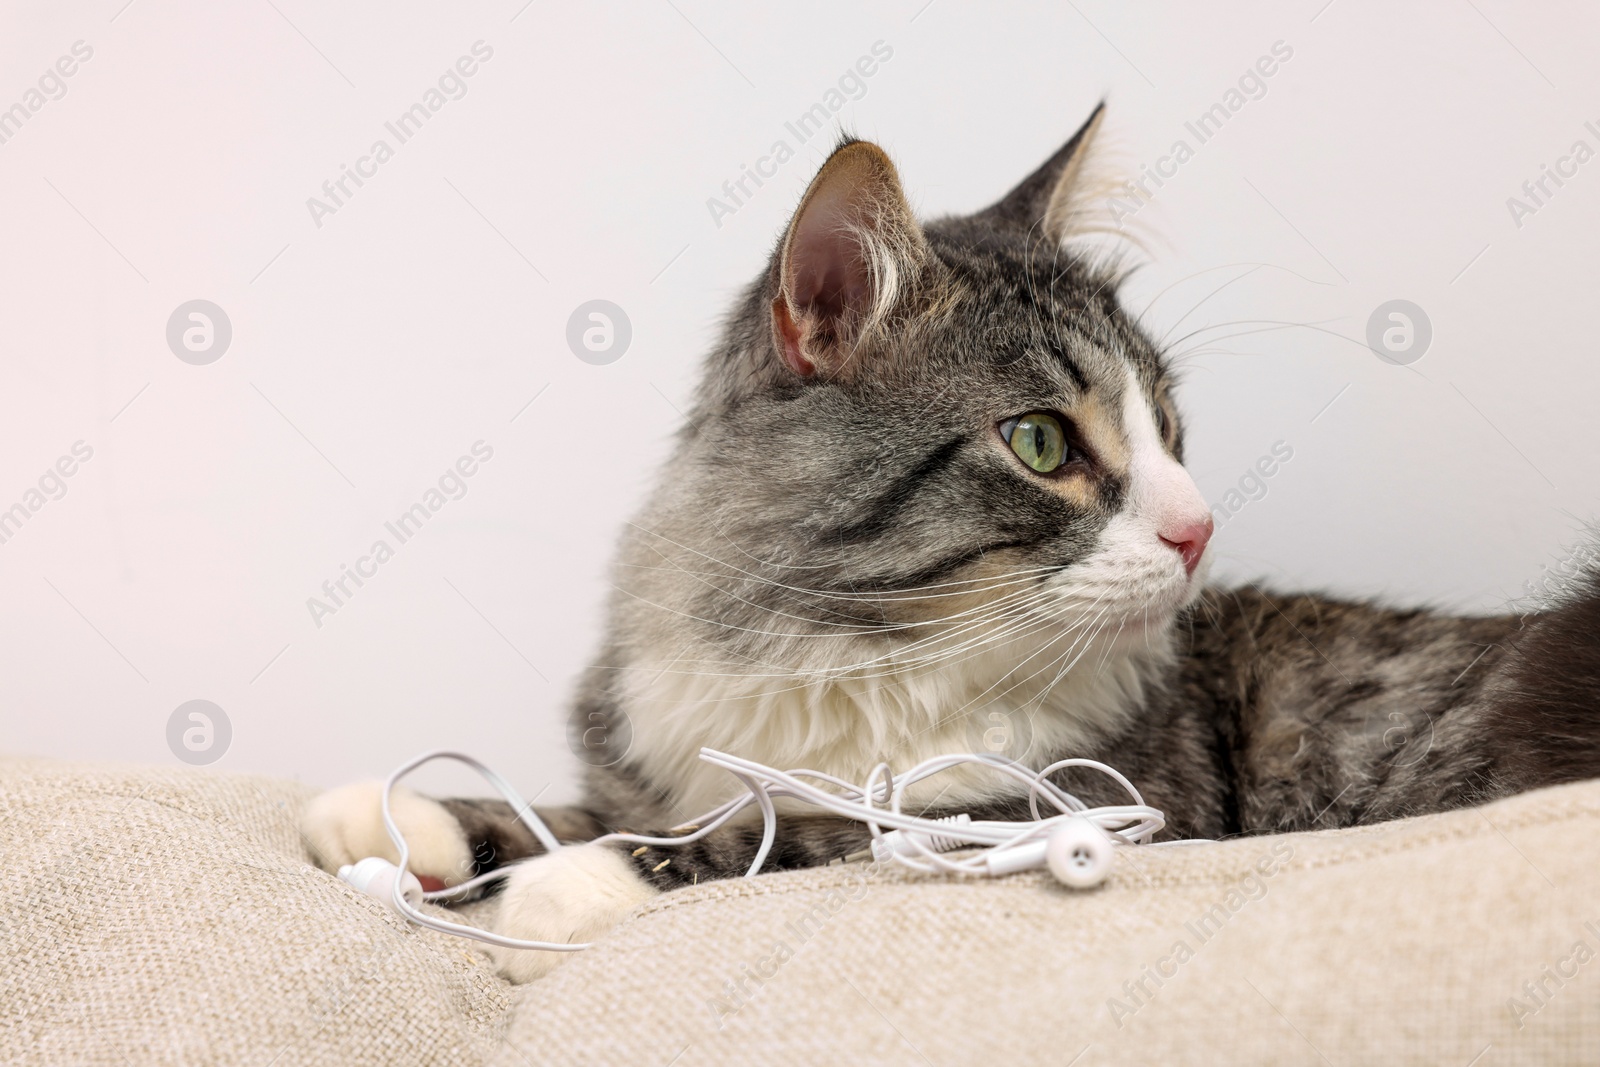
[620,106,1213,697]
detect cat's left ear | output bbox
[971,102,1107,244]
[771,139,930,380]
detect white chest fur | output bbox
[619,623,1168,818]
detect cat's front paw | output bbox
[302,780,474,888]
[489,842,659,983]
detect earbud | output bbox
[1045,818,1113,888]
[980,817,1117,884]
[338,857,424,913]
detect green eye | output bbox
[1006,412,1067,473]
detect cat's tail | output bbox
[1484,551,1600,789]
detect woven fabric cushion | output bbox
[503,778,1600,1066]
[1,757,511,1066]
[6,753,1599,1065]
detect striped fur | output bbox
[304,108,1600,979]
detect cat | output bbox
[304,105,1600,982]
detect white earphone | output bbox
[338,856,424,907]
[339,747,1198,952]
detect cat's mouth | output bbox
[1033,536,1208,633]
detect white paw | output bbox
[302,780,474,887]
[489,842,659,983]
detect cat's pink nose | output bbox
[1160,517,1213,576]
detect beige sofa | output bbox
[5,753,1597,1065]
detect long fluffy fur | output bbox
[305,110,1600,981]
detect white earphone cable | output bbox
[356,746,1195,953]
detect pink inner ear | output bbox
[772,297,815,377]
[786,182,874,349]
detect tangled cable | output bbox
[338,747,1189,953]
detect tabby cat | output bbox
[305,106,1600,982]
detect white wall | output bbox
[3,1,1596,801]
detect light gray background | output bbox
[3,1,1596,801]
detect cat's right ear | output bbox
[770,139,929,380]
[971,103,1108,244]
